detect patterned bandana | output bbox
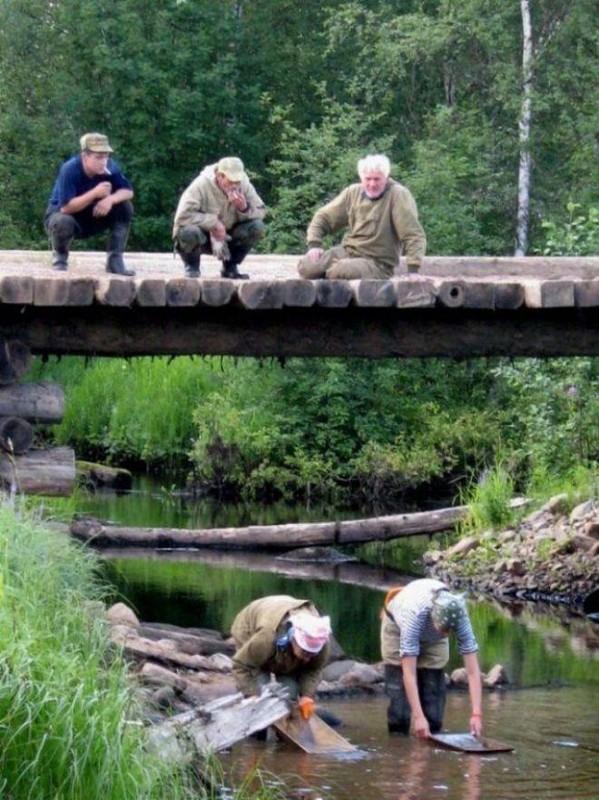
[431,589,467,632]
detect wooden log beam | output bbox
[76,460,133,490]
[5,303,599,359]
[0,339,31,384]
[0,380,65,422]
[72,498,528,552]
[0,446,75,495]
[2,255,599,359]
[0,416,34,455]
[70,506,469,551]
[146,689,291,759]
[110,626,231,672]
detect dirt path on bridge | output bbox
[1,250,599,282]
[0,250,299,281]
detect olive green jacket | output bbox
[306,179,426,271]
[230,595,330,697]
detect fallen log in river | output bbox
[70,502,527,551]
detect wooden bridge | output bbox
[2,250,599,359]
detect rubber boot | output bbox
[106,222,135,276]
[52,249,70,271]
[176,244,201,278]
[418,668,447,733]
[50,226,73,271]
[221,260,249,280]
[384,664,411,734]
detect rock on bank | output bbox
[425,494,599,607]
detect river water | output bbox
[79,479,599,799]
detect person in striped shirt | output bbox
[380,578,483,739]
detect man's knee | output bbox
[46,212,77,239]
[112,200,134,224]
[297,256,326,279]
[230,219,266,247]
[175,225,207,253]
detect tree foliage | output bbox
[0,0,596,253]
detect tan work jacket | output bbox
[172,163,266,236]
[230,595,330,698]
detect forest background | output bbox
[1,0,599,511]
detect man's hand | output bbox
[412,712,431,739]
[210,233,231,261]
[297,696,315,721]
[93,195,114,217]
[227,187,248,212]
[211,220,227,241]
[307,247,324,262]
[470,713,483,738]
[91,182,113,217]
[94,181,112,200]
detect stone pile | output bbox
[425,494,599,607]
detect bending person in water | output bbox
[380,578,483,738]
[230,594,331,722]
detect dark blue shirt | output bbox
[48,154,132,213]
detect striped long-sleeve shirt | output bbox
[381,579,478,665]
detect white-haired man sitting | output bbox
[297,153,427,280]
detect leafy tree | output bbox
[537,202,599,256]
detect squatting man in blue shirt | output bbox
[381,578,483,739]
[44,132,135,276]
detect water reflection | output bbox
[223,689,599,799]
[82,479,599,798]
[76,475,366,529]
[100,548,599,689]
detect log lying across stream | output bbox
[71,498,529,552]
[71,505,470,551]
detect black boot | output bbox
[221,261,249,280]
[384,664,411,734]
[106,222,135,276]
[52,250,69,271]
[176,244,201,278]
[50,229,72,271]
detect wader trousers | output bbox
[384,663,447,734]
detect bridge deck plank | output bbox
[2,252,599,358]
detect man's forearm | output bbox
[109,188,134,205]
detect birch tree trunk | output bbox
[515,0,533,256]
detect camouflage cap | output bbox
[80,132,113,153]
[431,589,467,632]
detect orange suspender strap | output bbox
[381,586,404,620]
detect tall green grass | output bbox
[0,501,288,800]
[30,356,213,468]
[458,462,517,535]
[0,501,189,799]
